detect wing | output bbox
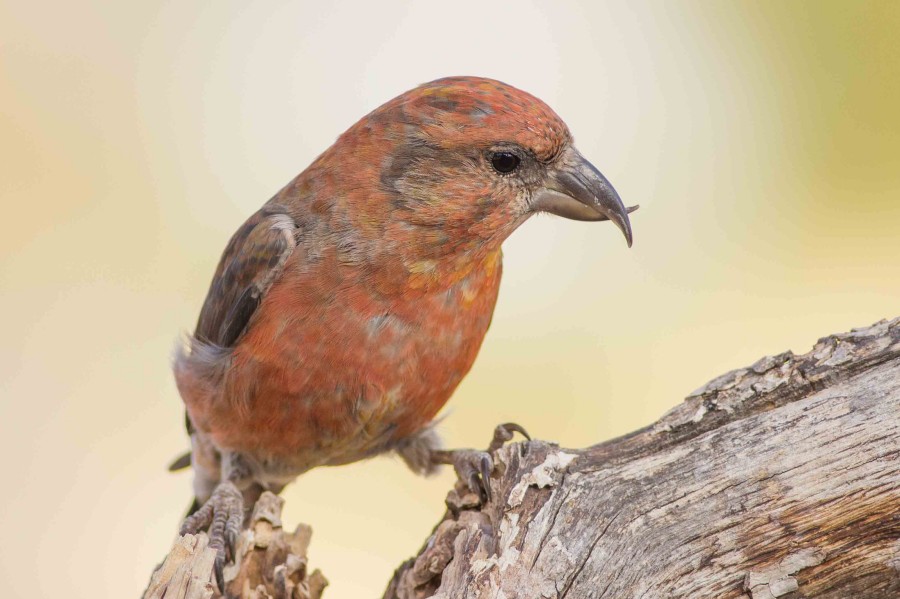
[173,205,296,466]
[195,205,297,348]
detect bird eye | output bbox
[490,151,520,174]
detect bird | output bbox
[171,76,635,590]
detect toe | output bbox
[180,501,213,536]
[225,508,242,561]
[453,450,495,505]
[178,481,244,592]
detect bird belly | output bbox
[193,253,502,475]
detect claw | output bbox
[501,422,530,441]
[488,422,531,453]
[468,470,485,504]
[225,527,238,562]
[214,555,226,595]
[479,454,494,503]
[452,451,494,504]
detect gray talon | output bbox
[225,528,238,561]
[214,556,226,595]
[468,470,485,503]
[502,422,530,441]
[488,422,531,452]
[480,454,494,502]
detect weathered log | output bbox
[384,317,900,598]
[147,317,900,598]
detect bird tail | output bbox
[168,450,192,472]
[168,452,202,517]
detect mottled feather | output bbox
[195,206,297,347]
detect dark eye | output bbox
[490,151,520,174]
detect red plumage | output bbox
[173,77,634,588]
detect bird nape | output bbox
[171,76,635,592]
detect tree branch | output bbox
[384,317,900,598]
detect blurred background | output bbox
[1,1,898,597]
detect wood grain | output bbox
[385,318,900,598]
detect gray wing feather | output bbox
[194,206,297,348]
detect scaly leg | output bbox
[180,480,243,593]
[180,448,259,594]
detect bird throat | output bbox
[402,246,502,294]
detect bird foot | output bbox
[432,422,530,505]
[180,480,244,594]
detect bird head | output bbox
[303,77,634,284]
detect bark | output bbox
[146,317,900,598]
[384,317,900,598]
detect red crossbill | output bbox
[172,76,634,589]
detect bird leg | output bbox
[180,480,244,594]
[179,451,272,592]
[399,422,529,505]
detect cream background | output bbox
[1,1,898,597]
